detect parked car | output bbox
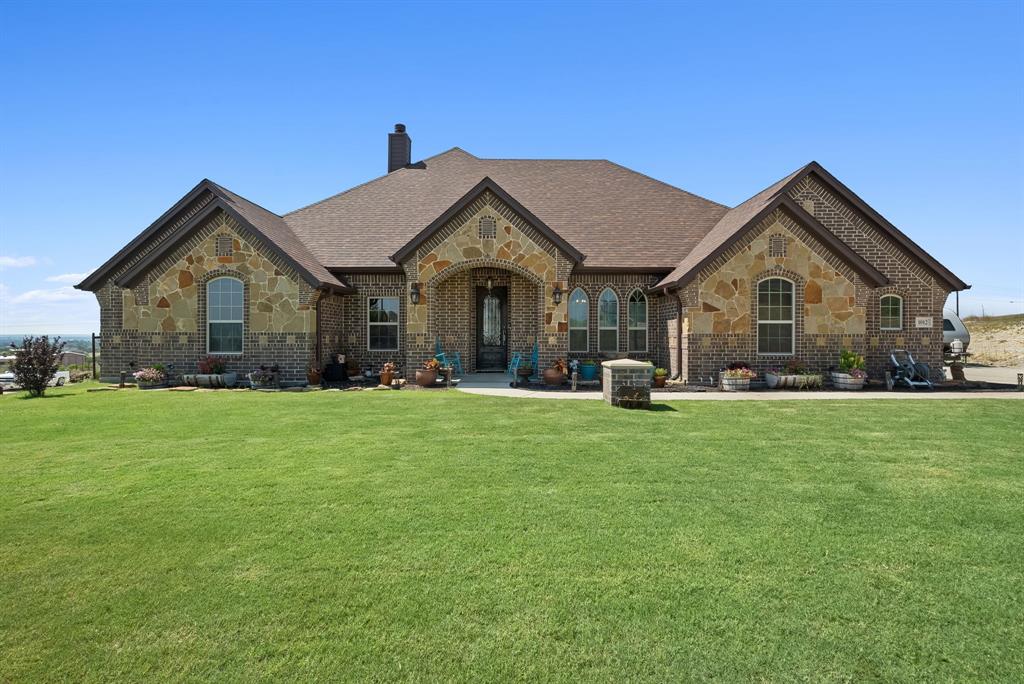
[943,309,971,352]
[0,369,69,390]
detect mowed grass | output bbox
[1,385,1021,682]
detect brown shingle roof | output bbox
[208,182,348,291]
[284,148,729,269]
[654,165,809,288]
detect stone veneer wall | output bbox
[680,174,952,383]
[95,211,319,383]
[401,189,574,371]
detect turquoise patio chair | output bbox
[434,336,464,376]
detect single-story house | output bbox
[59,351,87,367]
[77,124,968,384]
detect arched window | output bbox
[207,277,244,354]
[568,288,589,352]
[880,294,903,331]
[757,278,794,355]
[627,290,647,352]
[598,288,619,352]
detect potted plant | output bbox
[578,359,599,382]
[133,364,167,389]
[652,367,668,388]
[248,364,279,389]
[193,355,237,388]
[416,358,440,387]
[765,359,821,389]
[380,361,397,386]
[721,363,756,391]
[543,358,568,386]
[832,350,868,390]
[517,362,533,380]
[306,362,322,386]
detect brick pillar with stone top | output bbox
[602,358,652,409]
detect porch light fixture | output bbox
[552,284,563,305]
[486,277,493,292]
[410,282,420,305]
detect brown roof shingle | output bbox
[284,148,729,270]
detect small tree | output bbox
[12,336,65,397]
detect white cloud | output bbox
[11,286,91,304]
[0,283,98,334]
[0,255,37,268]
[45,272,89,283]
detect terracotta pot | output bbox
[415,369,438,387]
[542,369,566,386]
[517,367,533,379]
[380,371,394,386]
[653,375,667,388]
[307,370,321,385]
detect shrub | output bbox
[197,355,227,374]
[723,367,757,379]
[132,367,166,383]
[12,335,65,397]
[422,358,441,371]
[653,367,668,377]
[838,349,866,373]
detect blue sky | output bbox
[1,0,1021,334]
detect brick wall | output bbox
[566,273,665,367]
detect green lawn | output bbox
[1,384,1021,681]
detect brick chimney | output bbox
[388,123,411,173]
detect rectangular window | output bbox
[207,277,244,354]
[368,297,400,351]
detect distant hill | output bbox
[0,335,93,353]
[962,314,1024,366]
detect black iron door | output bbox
[476,286,508,371]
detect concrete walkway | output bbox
[456,373,1022,401]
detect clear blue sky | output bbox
[1,0,1021,334]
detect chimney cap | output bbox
[394,123,406,133]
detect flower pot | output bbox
[415,369,438,387]
[195,374,213,388]
[181,373,196,386]
[137,380,166,390]
[653,375,667,388]
[765,372,781,389]
[579,364,598,381]
[307,370,321,386]
[721,377,751,392]
[542,369,566,386]
[517,367,533,379]
[380,371,394,386]
[221,372,238,388]
[831,372,865,390]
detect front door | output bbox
[476,286,508,371]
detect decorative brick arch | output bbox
[426,257,545,290]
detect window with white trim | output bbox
[880,294,903,331]
[568,288,589,352]
[627,290,647,352]
[368,297,400,351]
[757,278,794,355]
[207,277,243,354]
[598,288,618,352]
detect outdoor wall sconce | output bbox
[410,282,420,305]
[552,284,563,305]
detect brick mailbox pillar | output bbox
[602,359,652,409]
